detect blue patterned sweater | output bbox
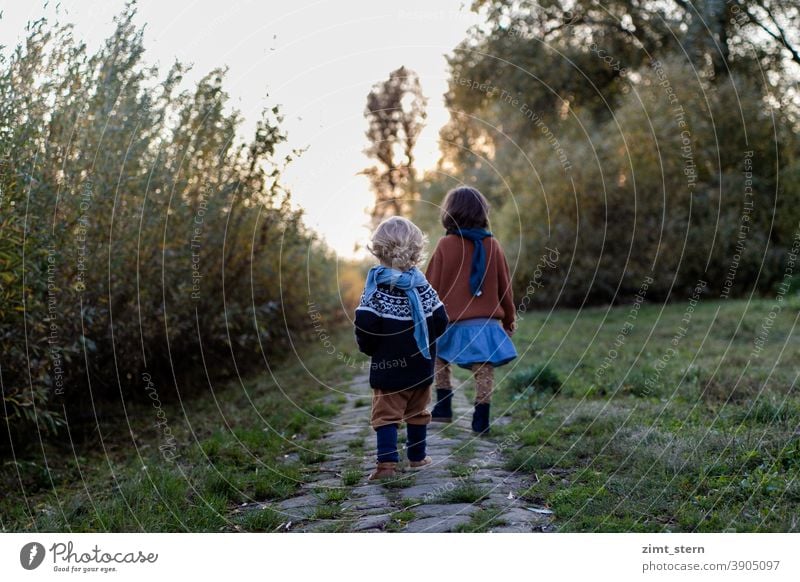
[354,281,449,391]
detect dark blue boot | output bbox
[471,403,491,435]
[430,389,453,422]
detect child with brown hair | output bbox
[425,187,517,434]
[354,216,449,480]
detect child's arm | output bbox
[424,242,443,291]
[354,306,382,356]
[430,301,449,341]
[496,244,516,334]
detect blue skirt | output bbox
[436,318,517,369]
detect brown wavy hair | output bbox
[441,187,490,231]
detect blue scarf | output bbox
[449,228,492,296]
[364,266,432,359]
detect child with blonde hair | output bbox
[355,216,449,480]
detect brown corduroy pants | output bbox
[370,386,432,429]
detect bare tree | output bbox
[362,66,427,226]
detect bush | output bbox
[507,364,562,416]
[508,364,563,394]
[0,7,338,452]
[778,274,800,296]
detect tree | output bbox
[423,0,800,307]
[362,66,427,226]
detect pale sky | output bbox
[0,0,481,257]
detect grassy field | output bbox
[487,297,800,532]
[3,298,798,532]
[0,329,360,532]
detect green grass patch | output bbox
[235,506,283,532]
[437,483,488,504]
[347,439,365,452]
[454,507,506,532]
[385,509,416,532]
[448,463,475,478]
[437,423,462,439]
[498,299,800,532]
[341,469,362,487]
[318,487,349,504]
[379,473,417,490]
[0,327,355,532]
[452,441,476,462]
[311,504,343,520]
[298,447,328,465]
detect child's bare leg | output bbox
[431,358,454,422]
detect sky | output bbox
[0,0,481,257]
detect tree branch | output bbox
[740,0,800,66]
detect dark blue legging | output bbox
[406,423,427,462]
[376,424,399,463]
[376,423,427,463]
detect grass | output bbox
[385,509,416,532]
[318,487,349,504]
[316,518,352,533]
[436,483,489,504]
[500,298,800,532]
[341,469,362,487]
[234,506,283,532]
[448,463,475,478]
[0,328,358,532]
[347,439,365,453]
[379,473,417,490]
[311,504,342,520]
[298,447,329,465]
[452,442,476,462]
[391,509,416,522]
[438,423,462,439]
[454,507,506,532]
[7,298,797,533]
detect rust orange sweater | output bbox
[425,234,515,331]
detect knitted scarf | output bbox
[364,265,431,359]
[449,228,493,296]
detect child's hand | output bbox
[506,320,517,336]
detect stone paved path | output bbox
[252,372,554,532]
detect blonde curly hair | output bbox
[369,216,427,271]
